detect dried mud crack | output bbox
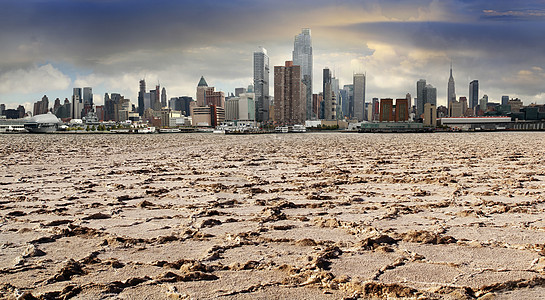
[2,132,545,298]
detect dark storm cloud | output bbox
[1,0,544,104]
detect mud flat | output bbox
[1,132,545,299]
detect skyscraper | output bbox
[274,61,306,125]
[196,76,208,107]
[416,79,426,117]
[343,84,353,118]
[138,79,146,116]
[501,95,509,106]
[423,84,437,107]
[83,87,93,106]
[253,47,270,122]
[33,95,49,116]
[153,85,161,111]
[447,64,456,115]
[72,88,83,119]
[353,73,366,121]
[379,98,394,122]
[161,87,167,109]
[469,80,479,110]
[322,68,336,120]
[292,28,312,120]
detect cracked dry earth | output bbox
[1,132,545,299]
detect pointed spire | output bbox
[197,76,208,87]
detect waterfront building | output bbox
[379,98,394,122]
[370,98,379,121]
[395,98,409,122]
[353,73,366,121]
[293,28,312,120]
[254,47,270,122]
[508,98,523,112]
[225,93,255,121]
[423,103,437,126]
[190,105,225,127]
[274,61,306,125]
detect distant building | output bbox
[447,64,456,115]
[254,47,270,122]
[293,28,312,120]
[353,73,366,121]
[501,95,509,106]
[54,98,71,119]
[196,76,225,108]
[450,101,464,118]
[33,95,49,116]
[423,84,437,107]
[416,79,426,118]
[343,84,353,118]
[370,98,379,121]
[508,98,523,112]
[395,98,409,122]
[379,98,394,122]
[469,80,479,110]
[274,61,306,125]
[138,79,146,116]
[72,88,83,119]
[479,95,489,114]
[161,87,167,109]
[235,87,247,97]
[322,68,336,120]
[423,103,437,126]
[312,94,322,120]
[169,96,194,117]
[191,105,225,127]
[225,93,255,121]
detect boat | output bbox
[158,128,181,133]
[137,127,156,133]
[291,124,307,133]
[275,126,289,133]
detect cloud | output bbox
[0,0,544,107]
[0,64,71,94]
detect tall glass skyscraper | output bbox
[469,80,479,109]
[416,79,426,118]
[253,47,269,122]
[292,28,312,120]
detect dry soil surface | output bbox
[1,132,545,299]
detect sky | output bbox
[1,0,545,111]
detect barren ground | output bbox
[1,132,545,299]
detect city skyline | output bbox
[1,0,544,111]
